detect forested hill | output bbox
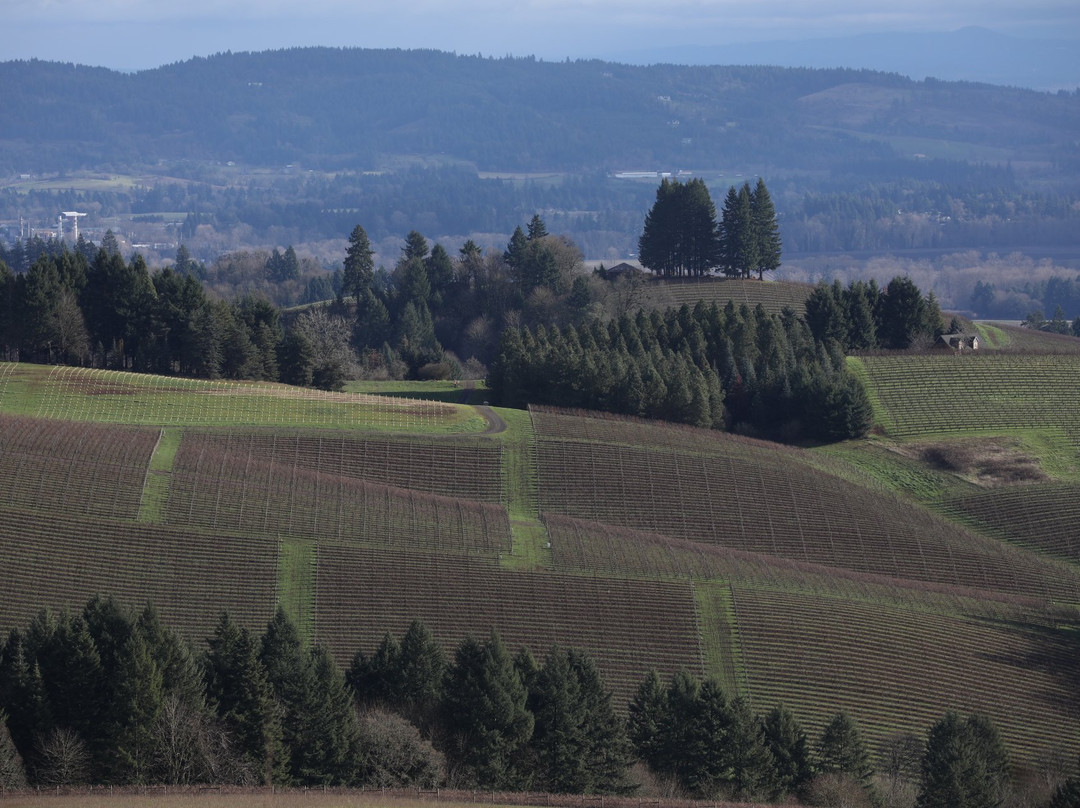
[2,48,1079,176]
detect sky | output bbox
[5,0,1080,71]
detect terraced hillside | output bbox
[2,359,1080,772]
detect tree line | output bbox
[804,277,948,352]
[2,598,1066,807]
[637,178,781,279]
[488,300,873,442]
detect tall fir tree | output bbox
[750,178,782,279]
[203,613,285,785]
[441,632,533,789]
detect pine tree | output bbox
[527,214,549,240]
[299,645,361,785]
[395,620,447,734]
[628,670,666,772]
[113,631,165,783]
[639,179,720,277]
[259,607,313,784]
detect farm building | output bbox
[935,333,980,353]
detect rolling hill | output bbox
[2,355,1080,776]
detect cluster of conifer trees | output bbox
[0,234,284,379]
[0,599,630,792]
[1,599,1057,807]
[637,178,782,279]
[805,277,948,351]
[488,300,873,442]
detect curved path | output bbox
[459,379,507,435]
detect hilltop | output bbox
[2,342,1080,787]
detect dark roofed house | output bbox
[935,333,980,353]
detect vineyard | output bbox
[3,359,1080,770]
[732,586,1080,764]
[856,353,1080,445]
[943,482,1080,564]
[313,543,704,705]
[0,506,279,636]
[163,430,510,554]
[532,411,1080,601]
[649,277,813,313]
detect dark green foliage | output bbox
[528,647,632,794]
[489,299,871,442]
[805,275,943,352]
[203,613,285,785]
[917,712,1009,808]
[441,632,533,789]
[1050,778,1080,808]
[720,183,759,279]
[639,178,721,277]
[763,704,814,796]
[631,671,785,800]
[818,711,873,787]
[628,669,666,772]
[725,697,779,801]
[341,225,375,302]
[750,178,782,280]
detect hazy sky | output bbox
[6,0,1080,71]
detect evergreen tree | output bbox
[726,696,779,801]
[203,613,285,785]
[441,632,533,789]
[638,178,720,277]
[299,645,361,785]
[401,230,429,263]
[917,712,1009,808]
[259,607,313,784]
[342,224,375,303]
[818,711,872,787]
[527,214,549,240]
[113,631,166,783]
[750,178,782,279]
[763,704,813,797]
[395,620,447,734]
[719,183,759,278]
[879,276,929,349]
[628,669,666,772]
[528,648,631,794]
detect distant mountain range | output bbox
[608,27,1080,92]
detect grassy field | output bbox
[3,360,1080,769]
[0,363,483,433]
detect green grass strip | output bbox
[693,580,746,697]
[279,538,316,645]
[845,355,894,434]
[137,428,183,523]
[493,408,552,569]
